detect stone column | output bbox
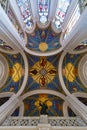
[66,95,87,123]
[0,94,20,124]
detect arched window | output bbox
[16,0,34,31]
[37,0,50,24]
[54,0,71,29]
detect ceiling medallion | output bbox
[39,42,48,52]
[29,57,56,87]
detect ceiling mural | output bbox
[23,53,64,94]
[29,57,56,87]
[0,52,87,96]
[27,27,61,52]
[0,0,87,120]
[62,53,87,93]
[23,94,64,116]
[0,51,87,117]
[0,53,24,93]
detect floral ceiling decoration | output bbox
[29,57,56,87]
[27,27,61,52]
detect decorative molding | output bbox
[78,54,87,88]
[58,51,71,95]
[24,46,63,56]
[73,92,87,98]
[0,53,9,88]
[21,89,65,100]
[63,101,69,117]
[37,21,50,29]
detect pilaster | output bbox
[66,95,87,123]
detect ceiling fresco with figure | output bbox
[12,94,64,117]
[23,94,64,116]
[27,27,61,52]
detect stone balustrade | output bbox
[1,115,86,127]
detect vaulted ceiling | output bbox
[0,0,87,118]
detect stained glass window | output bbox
[17,0,33,30]
[38,0,50,24]
[54,0,71,28]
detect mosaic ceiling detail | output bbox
[1,52,87,94]
[0,53,24,93]
[23,94,64,116]
[30,57,56,87]
[27,27,61,52]
[23,53,63,94]
[0,52,87,117]
[62,53,87,93]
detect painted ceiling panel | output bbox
[0,52,87,117]
[27,27,61,52]
[62,52,87,93]
[23,94,64,116]
[0,53,24,93]
[23,53,64,94]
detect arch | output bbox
[21,89,65,100]
[0,92,14,98]
[58,51,71,95]
[24,46,63,56]
[16,51,28,97]
[73,92,87,99]
[63,101,69,117]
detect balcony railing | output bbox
[1,116,86,127]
